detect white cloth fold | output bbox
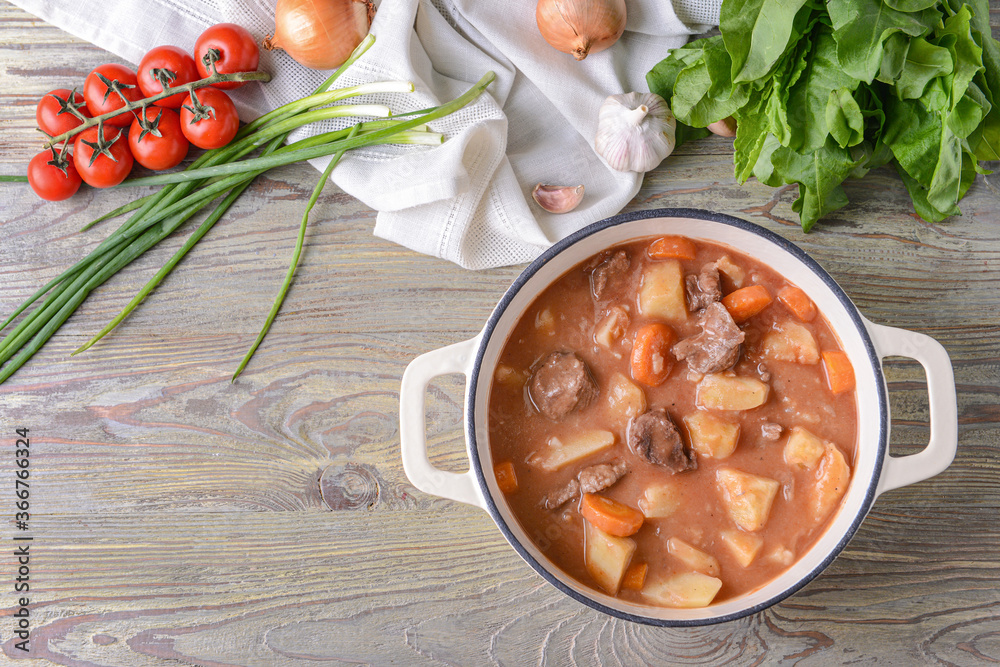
[10,0,719,268]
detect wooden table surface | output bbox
[2,3,999,665]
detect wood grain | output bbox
[1,1,1000,665]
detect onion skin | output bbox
[536,0,626,61]
[265,0,375,71]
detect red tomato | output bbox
[137,45,200,108]
[83,63,143,127]
[73,125,134,188]
[194,23,259,89]
[129,107,190,171]
[36,89,92,137]
[27,148,82,201]
[179,87,239,149]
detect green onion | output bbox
[80,195,156,232]
[231,126,359,382]
[0,34,495,385]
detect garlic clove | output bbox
[707,116,738,137]
[532,184,585,213]
[594,92,676,173]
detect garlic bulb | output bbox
[594,92,676,173]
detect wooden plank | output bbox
[6,510,1000,665]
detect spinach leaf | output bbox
[721,0,810,83]
[770,139,860,231]
[896,37,953,99]
[884,0,940,10]
[878,32,912,83]
[646,40,719,148]
[966,0,1000,159]
[827,88,866,148]
[733,85,774,183]
[671,38,749,126]
[828,0,941,82]
[896,163,960,222]
[784,27,861,152]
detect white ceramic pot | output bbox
[398,209,957,626]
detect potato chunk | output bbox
[638,482,681,519]
[595,306,630,349]
[642,572,723,608]
[607,372,646,426]
[696,374,769,411]
[717,468,780,532]
[527,431,615,472]
[761,321,820,364]
[535,306,555,333]
[715,255,745,288]
[765,545,795,566]
[810,445,851,522]
[667,538,721,577]
[684,411,740,459]
[783,426,826,469]
[638,260,687,323]
[720,530,763,568]
[494,363,527,389]
[585,520,637,595]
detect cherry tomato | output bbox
[83,63,143,127]
[179,87,239,149]
[36,89,92,137]
[137,45,200,108]
[194,23,259,89]
[73,124,134,188]
[27,148,82,201]
[129,107,189,170]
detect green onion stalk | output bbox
[0,34,496,384]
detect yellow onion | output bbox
[264,0,375,70]
[536,0,627,61]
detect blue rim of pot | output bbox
[465,207,888,626]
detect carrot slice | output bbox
[777,285,816,322]
[622,561,648,591]
[722,284,773,323]
[630,322,677,386]
[822,350,855,394]
[648,236,697,261]
[581,493,645,537]
[494,461,519,494]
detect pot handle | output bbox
[864,319,958,496]
[399,336,486,510]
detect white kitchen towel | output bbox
[10,0,720,268]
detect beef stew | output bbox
[487,236,857,608]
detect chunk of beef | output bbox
[541,459,629,510]
[542,479,579,510]
[578,459,629,494]
[591,250,630,298]
[685,262,722,311]
[761,422,782,441]
[672,302,745,374]
[528,351,599,420]
[628,408,697,472]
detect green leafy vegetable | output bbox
[648,0,1000,230]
